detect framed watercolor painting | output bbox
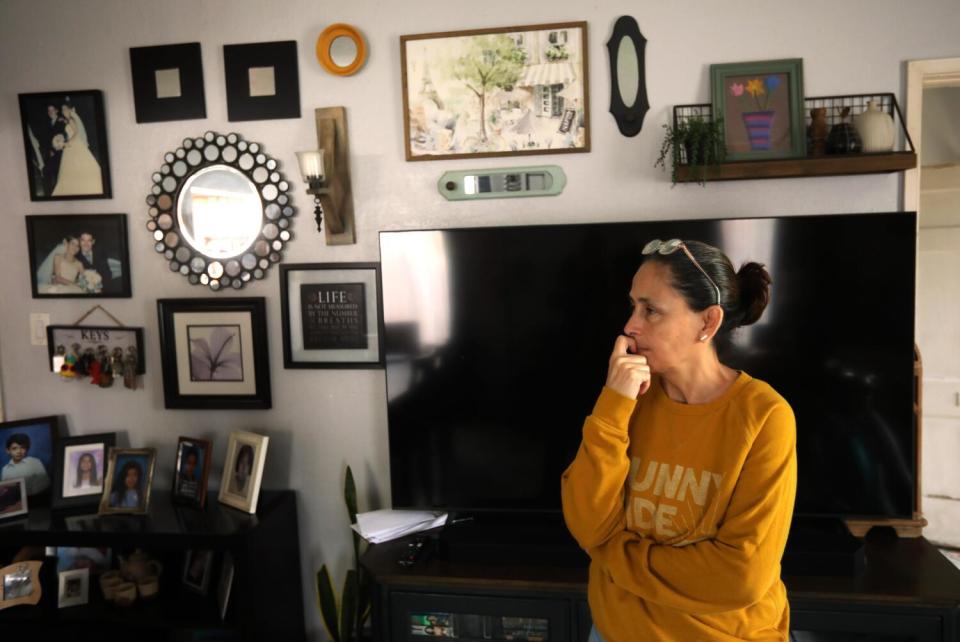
[710,58,805,161]
[17,90,112,201]
[157,298,271,409]
[400,22,590,161]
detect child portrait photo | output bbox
[53,433,115,510]
[173,436,212,508]
[0,416,58,503]
[99,448,156,515]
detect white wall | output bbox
[2,1,959,638]
[921,87,960,166]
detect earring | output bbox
[699,334,708,342]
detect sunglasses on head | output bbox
[642,239,722,306]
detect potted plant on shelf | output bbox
[655,116,725,185]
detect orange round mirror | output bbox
[316,24,367,76]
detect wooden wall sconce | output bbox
[296,106,356,245]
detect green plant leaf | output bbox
[345,466,359,525]
[341,569,359,642]
[317,565,341,642]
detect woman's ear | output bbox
[701,305,724,341]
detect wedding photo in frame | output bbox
[52,433,116,511]
[98,447,156,516]
[172,436,212,508]
[18,89,112,200]
[218,431,268,514]
[401,21,590,161]
[26,213,132,298]
[157,298,272,409]
[279,263,384,369]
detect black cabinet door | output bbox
[791,608,943,642]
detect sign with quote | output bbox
[300,283,368,350]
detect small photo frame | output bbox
[52,433,116,510]
[280,263,385,369]
[157,298,272,409]
[172,437,212,508]
[0,415,58,503]
[223,40,300,121]
[182,549,214,594]
[129,42,206,123]
[0,479,28,520]
[17,89,112,200]
[218,431,268,514]
[26,213,133,298]
[710,58,806,161]
[217,552,235,620]
[58,567,90,608]
[98,448,156,515]
[0,561,43,609]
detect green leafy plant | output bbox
[655,116,726,185]
[317,466,370,642]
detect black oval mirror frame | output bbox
[606,16,650,137]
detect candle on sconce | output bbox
[296,150,325,183]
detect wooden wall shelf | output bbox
[676,151,917,183]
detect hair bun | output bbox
[736,262,771,327]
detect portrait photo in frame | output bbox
[401,22,590,161]
[172,436,212,508]
[18,89,112,201]
[0,479,28,521]
[0,415,59,505]
[280,263,384,369]
[182,549,214,594]
[223,40,300,121]
[52,433,116,511]
[129,42,207,123]
[710,58,806,161]
[157,298,271,409]
[58,567,89,608]
[218,431,268,514]
[26,213,133,298]
[98,448,156,516]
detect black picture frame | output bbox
[17,90,112,201]
[279,263,385,369]
[157,298,272,409]
[172,436,212,508]
[0,415,60,506]
[46,325,145,376]
[52,433,116,511]
[129,42,206,123]
[223,40,300,121]
[26,213,132,299]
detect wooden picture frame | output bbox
[279,263,385,369]
[223,40,300,121]
[710,58,806,161]
[0,415,59,504]
[98,447,156,515]
[0,479,28,521]
[218,431,268,514]
[52,433,116,511]
[400,21,590,161]
[0,561,43,610]
[129,42,207,123]
[157,298,272,409]
[17,90,112,200]
[172,436,212,508]
[26,213,133,299]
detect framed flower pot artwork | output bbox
[157,298,271,409]
[17,90,112,201]
[710,58,805,161]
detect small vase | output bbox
[853,100,895,152]
[742,110,775,150]
[826,107,862,155]
[807,107,829,156]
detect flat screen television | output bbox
[380,212,917,521]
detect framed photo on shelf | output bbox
[400,21,590,161]
[26,213,133,298]
[710,58,806,161]
[279,263,385,369]
[98,447,156,516]
[172,436,212,508]
[57,567,89,608]
[182,549,214,594]
[52,433,116,511]
[129,42,206,123]
[0,561,43,610]
[0,415,59,504]
[0,479,28,521]
[157,298,272,409]
[223,40,300,121]
[218,431,268,514]
[17,89,112,200]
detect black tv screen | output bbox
[380,213,916,519]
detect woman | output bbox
[52,236,84,287]
[231,445,254,495]
[51,102,103,196]
[109,460,143,509]
[73,452,100,490]
[561,239,797,642]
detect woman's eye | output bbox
[645,307,659,317]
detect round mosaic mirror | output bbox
[145,131,296,290]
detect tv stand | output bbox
[432,513,586,567]
[783,516,866,576]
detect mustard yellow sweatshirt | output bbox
[561,372,797,642]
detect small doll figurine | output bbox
[57,344,77,379]
[123,346,139,390]
[76,346,96,377]
[111,347,125,380]
[96,345,113,388]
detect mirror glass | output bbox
[330,36,358,68]
[463,171,554,195]
[616,36,639,108]
[177,166,262,259]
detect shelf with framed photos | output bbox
[672,93,917,183]
[0,490,305,641]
